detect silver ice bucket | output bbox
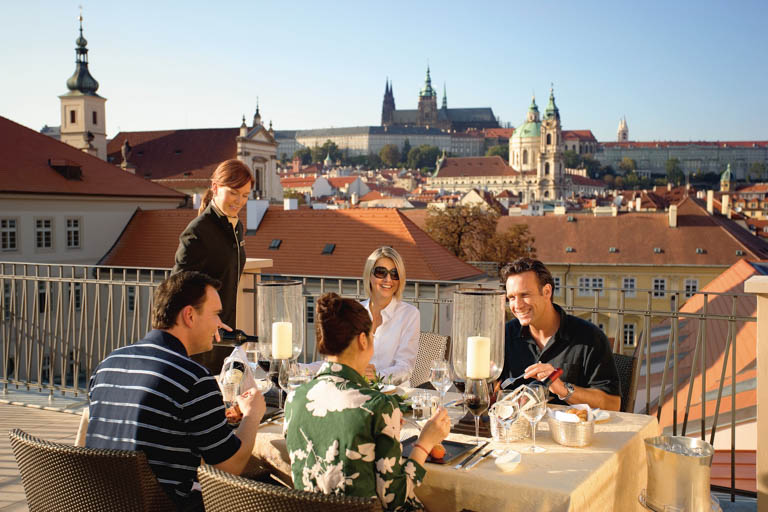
[642,436,714,512]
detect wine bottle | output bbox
[219,329,258,345]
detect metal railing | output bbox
[0,262,759,501]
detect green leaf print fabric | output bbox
[284,362,426,511]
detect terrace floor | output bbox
[0,389,757,511]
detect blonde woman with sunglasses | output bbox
[360,246,420,385]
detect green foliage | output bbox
[293,148,312,165]
[424,205,536,264]
[749,162,767,181]
[563,150,581,169]
[379,144,401,168]
[407,145,441,170]
[666,158,684,186]
[282,189,306,205]
[618,157,637,173]
[367,152,382,169]
[485,144,509,159]
[401,138,412,163]
[310,140,342,164]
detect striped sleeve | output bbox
[184,375,241,465]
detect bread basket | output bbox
[546,409,594,447]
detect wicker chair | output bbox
[408,331,450,388]
[8,428,174,512]
[197,464,383,512]
[613,353,639,413]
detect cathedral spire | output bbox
[420,65,436,98]
[544,83,559,120]
[441,82,447,109]
[253,98,261,128]
[65,10,100,95]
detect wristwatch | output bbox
[557,382,575,402]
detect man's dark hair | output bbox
[152,271,221,329]
[499,258,555,299]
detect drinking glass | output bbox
[463,378,490,445]
[518,384,548,453]
[248,361,273,395]
[278,360,309,407]
[429,359,452,405]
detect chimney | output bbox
[722,194,730,218]
[192,193,202,210]
[706,190,714,214]
[668,204,678,228]
[283,198,298,210]
[667,182,672,191]
[351,193,359,206]
[635,197,641,211]
[246,199,270,233]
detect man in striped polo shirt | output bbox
[86,271,265,511]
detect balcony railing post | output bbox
[744,276,768,512]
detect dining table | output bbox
[251,388,660,512]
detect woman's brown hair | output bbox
[198,159,255,215]
[315,292,372,355]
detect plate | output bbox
[379,384,398,394]
[400,435,475,464]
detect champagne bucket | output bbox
[546,412,594,447]
[642,436,714,512]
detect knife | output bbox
[464,448,494,470]
[453,441,489,469]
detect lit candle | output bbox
[466,336,490,379]
[272,321,293,359]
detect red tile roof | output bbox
[436,156,518,178]
[281,177,316,188]
[405,197,768,264]
[0,116,185,200]
[562,130,597,142]
[359,191,384,202]
[99,207,485,281]
[602,140,768,149]
[570,174,607,187]
[483,128,516,139]
[327,177,358,187]
[107,128,238,180]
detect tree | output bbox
[563,150,581,169]
[401,138,412,164]
[614,175,625,188]
[666,158,684,186]
[618,157,637,174]
[580,155,602,178]
[367,152,382,169]
[293,148,311,165]
[602,174,615,186]
[407,144,441,170]
[624,171,640,189]
[424,205,536,264]
[379,144,401,168]
[749,162,767,181]
[282,189,306,205]
[485,144,509,160]
[311,140,342,163]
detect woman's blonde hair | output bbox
[198,159,255,215]
[362,246,406,301]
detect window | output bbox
[269,239,282,250]
[127,286,136,312]
[66,218,81,249]
[35,218,53,249]
[552,276,561,296]
[38,282,47,313]
[653,278,666,298]
[523,150,528,165]
[622,277,636,298]
[623,324,636,345]
[306,296,314,324]
[321,243,335,255]
[70,110,76,124]
[92,111,97,124]
[3,283,10,320]
[684,279,698,299]
[72,283,82,310]
[1,218,17,251]
[545,162,550,175]
[546,134,552,145]
[578,276,604,296]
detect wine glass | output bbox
[518,384,548,453]
[429,359,452,406]
[249,360,273,395]
[463,378,490,445]
[278,360,309,407]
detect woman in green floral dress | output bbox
[284,293,450,510]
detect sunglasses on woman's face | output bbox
[372,266,399,280]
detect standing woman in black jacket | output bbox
[173,159,254,371]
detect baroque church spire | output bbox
[544,84,559,120]
[253,98,261,128]
[65,11,100,95]
[441,83,447,109]
[420,66,436,98]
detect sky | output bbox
[3,1,767,142]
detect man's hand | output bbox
[524,362,566,396]
[214,322,233,343]
[236,387,266,424]
[364,364,377,380]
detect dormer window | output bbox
[269,239,282,250]
[695,248,705,254]
[609,247,618,253]
[653,247,663,254]
[321,243,335,255]
[565,247,575,253]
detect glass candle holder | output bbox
[451,287,505,382]
[255,281,305,362]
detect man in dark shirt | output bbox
[499,258,621,411]
[87,271,266,510]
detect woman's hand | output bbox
[416,407,451,453]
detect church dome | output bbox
[511,120,540,139]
